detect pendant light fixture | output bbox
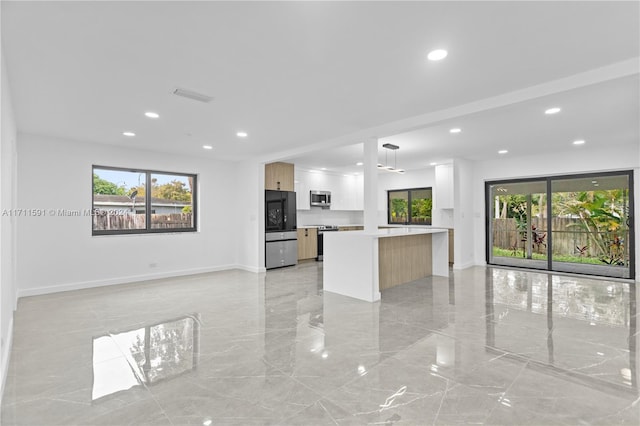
[378,143,405,173]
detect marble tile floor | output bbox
[1,262,639,425]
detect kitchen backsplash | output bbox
[297,209,364,226]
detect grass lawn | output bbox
[492,247,604,265]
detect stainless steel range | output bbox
[316,225,339,261]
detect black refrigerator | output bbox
[265,190,297,269]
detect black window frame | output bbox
[387,187,433,225]
[92,165,198,236]
[484,169,635,280]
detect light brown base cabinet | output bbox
[378,234,433,291]
[338,226,364,231]
[297,227,318,260]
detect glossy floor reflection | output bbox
[2,264,639,425]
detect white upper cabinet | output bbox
[295,169,329,210]
[295,170,310,210]
[294,169,363,211]
[354,175,364,210]
[339,174,364,210]
[435,164,454,209]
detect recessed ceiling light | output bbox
[145,112,159,119]
[236,131,248,138]
[356,162,363,166]
[202,145,213,150]
[498,150,508,154]
[573,140,585,145]
[545,107,561,115]
[321,168,327,171]
[430,162,437,166]
[427,49,448,61]
[122,131,136,137]
[449,128,461,134]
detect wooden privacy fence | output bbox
[93,213,193,230]
[492,217,611,256]
[151,213,193,228]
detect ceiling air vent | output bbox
[171,87,214,103]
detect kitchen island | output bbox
[322,227,449,302]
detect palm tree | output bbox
[557,190,626,264]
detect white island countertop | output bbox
[371,227,448,237]
[323,227,449,302]
[323,226,448,238]
[300,225,448,234]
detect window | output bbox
[388,187,432,225]
[92,166,197,235]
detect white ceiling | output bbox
[2,1,639,170]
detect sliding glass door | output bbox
[487,179,548,270]
[486,171,634,279]
[550,173,633,278]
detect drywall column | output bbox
[235,159,264,273]
[363,138,378,233]
[1,45,18,399]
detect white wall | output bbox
[297,209,363,226]
[472,144,640,280]
[235,159,264,273]
[1,48,18,397]
[16,134,242,296]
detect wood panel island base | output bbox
[323,228,449,302]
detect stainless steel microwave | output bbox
[310,190,331,208]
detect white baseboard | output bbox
[234,264,266,274]
[1,315,14,407]
[452,260,477,270]
[16,264,250,298]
